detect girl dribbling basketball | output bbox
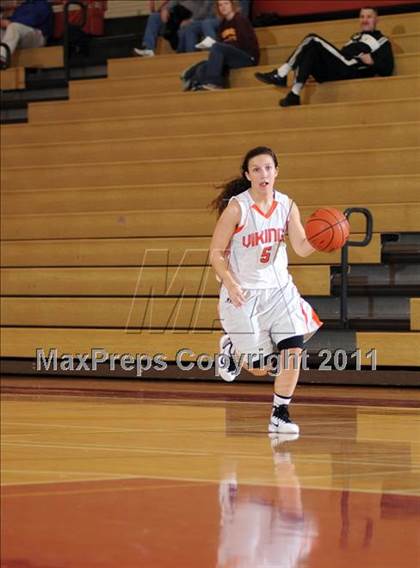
[209,146,323,434]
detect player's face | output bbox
[218,0,235,19]
[359,9,377,32]
[245,154,278,193]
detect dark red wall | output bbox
[253,0,420,17]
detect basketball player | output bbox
[254,7,394,106]
[217,436,317,567]
[209,146,322,434]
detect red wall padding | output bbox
[253,0,420,17]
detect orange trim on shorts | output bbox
[311,307,323,327]
[251,201,278,219]
[301,304,309,331]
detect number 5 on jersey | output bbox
[260,246,272,263]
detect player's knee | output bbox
[277,335,304,352]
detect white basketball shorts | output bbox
[219,281,322,359]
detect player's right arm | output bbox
[209,200,246,307]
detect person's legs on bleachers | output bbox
[198,42,255,89]
[0,22,45,65]
[201,17,219,39]
[281,39,358,106]
[194,17,219,50]
[177,20,203,53]
[255,34,359,106]
[255,34,319,88]
[134,11,162,56]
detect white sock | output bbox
[291,83,303,96]
[273,393,292,406]
[277,63,291,77]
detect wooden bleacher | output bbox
[410,299,420,331]
[0,67,25,91]
[1,204,419,239]
[1,11,419,371]
[3,122,420,167]
[0,46,63,93]
[62,51,419,98]
[10,45,63,69]
[0,234,382,267]
[2,97,418,145]
[13,74,418,122]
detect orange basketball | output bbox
[305,208,350,252]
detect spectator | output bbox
[255,7,394,107]
[0,0,53,69]
[177,0,215,53]
[181,0,259,91]
[134,0,210,57]
[194,0,251,51]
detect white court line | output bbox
[2,469,419,497]
[2,420,419,445]
[2,478,213,497]
[2,440,419,469]
[2,468,136,479]
[0,419,358,433]
[3,395,419,412]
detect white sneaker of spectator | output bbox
[133,48,155,57]
[195,36,216,50]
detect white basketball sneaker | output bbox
[133,48,155,57]
[195,36,216,50]
[268,404,300,434]
[218,335,240,382]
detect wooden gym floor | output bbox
[1,378,419,567]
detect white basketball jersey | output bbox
[227,189,292,289]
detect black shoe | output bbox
[279,91,301,107]
[180,62,199,81]
[269,405,299,434]
[255,70,287,87]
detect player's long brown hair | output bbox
[210,146,279,216]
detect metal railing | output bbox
[340,208,373,328]
[63,1,87,82]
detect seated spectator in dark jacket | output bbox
[181,0,259,91]
[0,0,52,69]
[255,7,394,107]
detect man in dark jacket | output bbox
[255,7,394,107]
[1,0,52,69]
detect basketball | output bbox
[305,208,350,252]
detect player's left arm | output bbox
[287,202,316,257]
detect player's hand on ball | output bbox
[226,281,246,307]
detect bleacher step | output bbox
[3,147,418,191]
[0,234,381,268]
[3,98,417,144]
[331,264,420,296]
[26,75,420,123]
[382,233,420,263]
